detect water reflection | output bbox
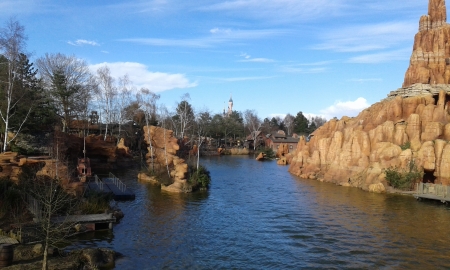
[71,156,450,269]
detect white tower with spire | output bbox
[227,95,233,116]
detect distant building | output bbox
[223,95,233,117]
[245,130,266,149]
[266,130,299,153]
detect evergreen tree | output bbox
[293,111,310,135]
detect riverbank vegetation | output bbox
[384,160,423,190]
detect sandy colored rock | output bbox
[403,0,450,87]
[141,125,191,193]
[137,172,158,184]
[276,143,290,158]
[368,183,386,193]
[288,82,450,190]
[256,152,265,161]
[277,157,288,165]
[421,122,444,141]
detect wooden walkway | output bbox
[52,213,116,224]
[86,173,135,200]
[52,213,116,230]
[414,183,450,203]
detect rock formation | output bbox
[0,152,83,195]
[403,0,450,87]
[289,0,450,192]
[138,126,190,193]
[288,91,450,191]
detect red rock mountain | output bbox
[288,0,450,192]
[403,0,450,86]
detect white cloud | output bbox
[0,0,45,15]
[347,78,383,83]
[120,28,286,48]
[89,62,197,92]
[315,21,416,53]
[210,28,232,34]
[278,61,332,73]
[238,52,274,63]
[279,66,327,74]
[221,76,275,82]
[268,113,287,119]
[347,48,411,64]
[68,39,100,47]
[320,97,370,119]
[197,0,346,23]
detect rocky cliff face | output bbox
[288,91,450,192]
[403,0,450,87]
[139,126,190,193]
[289,0,450,192]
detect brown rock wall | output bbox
[140,125,190,193]
[288,90,450,191]
[404,0,450,87]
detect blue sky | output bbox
[1,0,430,119]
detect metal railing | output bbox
[109,172,126,192]
[416,182,450,200]
[94,175,104,191]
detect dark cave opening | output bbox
[423,169,436,183]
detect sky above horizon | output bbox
[0,0,432,120]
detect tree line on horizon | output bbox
[0,18,326,154]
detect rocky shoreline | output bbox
[2,244,118,270]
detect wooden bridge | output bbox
[86,173,135,200]
[414,182,450,203]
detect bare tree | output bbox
[244,110,262,150]
[115,74,134,142]
[24,175,77,270]
[36,53,95,132]
[174,93,194,140]
[194,110,211,170]
[0,18,32,152]
[95,65,117,140]
[158,105,171,179]
[138,88,160,172]
[283,113,295,135]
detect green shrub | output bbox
[79,190,113,214]
[189,165,211,190]
[400,141,411,151]
[258,147,276,159]
[384,160,423,190]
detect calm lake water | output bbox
[72,155,450,269]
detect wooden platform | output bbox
[52,213,116,230]
[414,183,450,203]
[86,174,135,201]
[52,213,116,224]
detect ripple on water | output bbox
[70,157,450,269]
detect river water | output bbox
[72,155,450,269]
